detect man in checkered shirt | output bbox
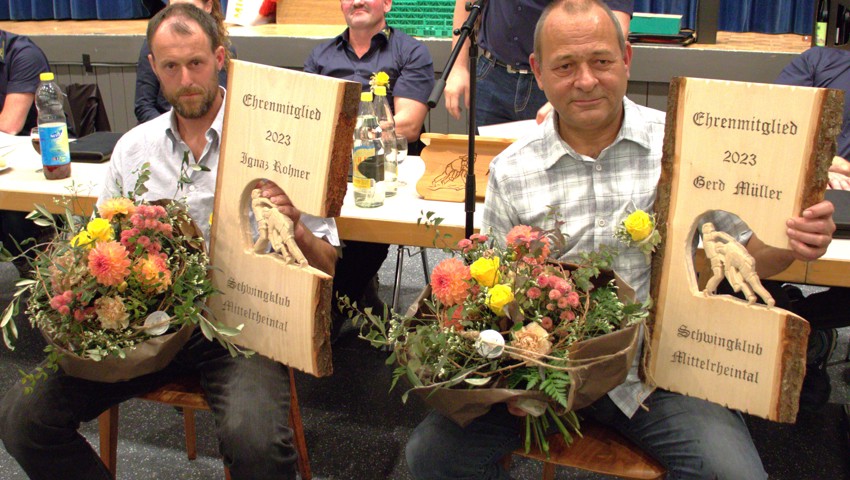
[405,1,836,479]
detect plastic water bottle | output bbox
[35,72,71,180]
[352,91,384,207]
[373,85,397,197]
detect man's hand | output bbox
[535,102,553,124]
[444,66,470,120]
[786,200,835,262]
[829,156,850,190]
[255,179,302,236]
[828,171,850,190]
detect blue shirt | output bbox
[134,39,235,124]
[303,25,435,109]
[0,30,50,132]
[776,46,850,158]
[479,0,634,69]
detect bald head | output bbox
[147,2,222,58]
[533,0,626,60]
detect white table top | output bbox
[4,148,850,287]
[336,156,482,248]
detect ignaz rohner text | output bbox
[692,112,797,136]
[243,94,321,121]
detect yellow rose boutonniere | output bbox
[370,71,390,89]
[615,209,661,263]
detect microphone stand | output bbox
[427,0,487,239]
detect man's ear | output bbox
[622,41,633,80]
[215,45,226,71]
[383,0,392,14]
[148,53,159,79]
[530,53,544,91]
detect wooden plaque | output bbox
[648,77,842,422]
[209,60,360,377]
[415,133,514,202]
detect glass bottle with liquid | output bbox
[352,91,385,207]
[35,72,71,180]
[816,0,829,46]
[373,85,397,197]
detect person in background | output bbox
[444,0,633,128]
[0,5,338,479]
[134,0,235,124]
[774,45,850,409]
[304,0,435,329]
[406,1,835,478]
[0,29,51,260]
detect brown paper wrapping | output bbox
[45,323,195,383]
[404,266,641,428]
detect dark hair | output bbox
[147,3,225,60]
[533,0,626,59]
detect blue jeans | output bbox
[406,389,767,480]
[474,55,549,128]
[0,330,297,480]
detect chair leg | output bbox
[183,408,197,460]
[419,248,430,284]
[98,406,119,479]
[391,245,405,313]
[542,463,556,480]
[289,369,311,480]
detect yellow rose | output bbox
[624,210,653,242]
[86,218,114,243]
[470,256,500,287]
[70,230,94,248]
[487,284,514,316]
[373,71,390,87]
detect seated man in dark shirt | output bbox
[775,45,850,409]
[0,29,51,258]
[777,45,850,189]
[304,0,435,322]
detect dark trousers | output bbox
[0,210,46,256]
[332,240,390,307]
[0,330,297,480]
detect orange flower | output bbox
[430,258,470,306]
[87,241,130,286]
[505,225,551,259]
[98,197,136,221]
[133,254,172,293]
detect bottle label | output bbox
[353,145,376,189]
[817,22,827,46]
[38,122,70,167]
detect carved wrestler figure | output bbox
[251,188,308,267]
[702,222,775,307]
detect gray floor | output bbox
[0,250,849,479]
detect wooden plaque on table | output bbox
[209,59,360,377]
[648,77,842,422]
[415,133,514,202]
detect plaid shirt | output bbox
[483,97,748,417]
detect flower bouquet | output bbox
[0,164,244,390]
[344,223,650,455]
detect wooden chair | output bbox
[97,369,311,480]
[504,420,666,480]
